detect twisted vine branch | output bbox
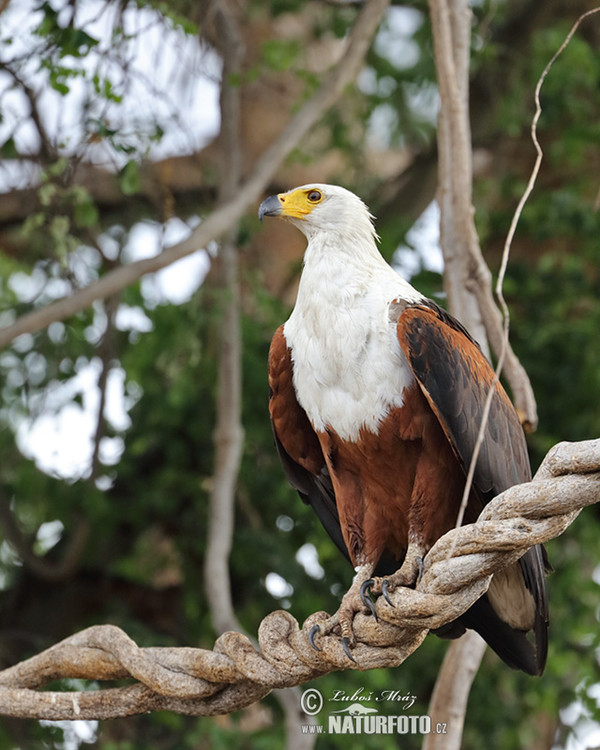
[1,438,599,720]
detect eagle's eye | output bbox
[307,190,322,203]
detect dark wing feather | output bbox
[396,301,549,675]
[397,301,530,497]
[268,326,350,562]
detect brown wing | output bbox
[396,301,548,675]
[397,302,530,497]
[268,326,350,561]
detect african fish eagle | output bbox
[259,183,548,675]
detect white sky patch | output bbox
[124,219,211,306]
[296,543,325,580]
[405,81,439,127]
[40,719,98,750]
[0,0,216,479]
[15,360,133,480]
[99,436,125,466]
[0,0,221,170]
[152,217,210,304]
[0,539,21,569]
[122,222,161,264]
[48,321,66,344]
[17,404,96,479]
[366,103,399,151]
[393,201,444,281]
[8,268,50,304]
[375,6,423,71]
[35,519,64,555]
[265,572,294,599]
[115,304,153,334]
[362,5,436,151]
[555,693,600,750]
[150,250,211,306]
[104,368,132,431]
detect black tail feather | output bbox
[459,594,544,676]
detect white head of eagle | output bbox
[259,183,376,241]
[259,183,549,677]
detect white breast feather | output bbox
[284,234,423,441]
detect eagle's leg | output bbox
[368,541,426,605]
[308,563,375,659]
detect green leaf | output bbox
[73,197,99,228]
[21,212,45,237]
[154,2,199,35]
[60,27,99,57]
[261,38,301,72]
[0,136,18,159]
[120,160,141,195]
[38,182,58,207]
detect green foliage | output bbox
[0,136,18,159]
[119,160,141,196]
[33,2,98,95]
[146,2,199,35]
[261,39,302,72]
[34,2,99,57]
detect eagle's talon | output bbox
[308,624,322,652]
[416,556,424,584]
[381,579,394,607]
[364,596,378,620]
[359,578,378,619]
[341,636,357,663]
[359,578,374,606]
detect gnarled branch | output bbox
[0,438,598,721]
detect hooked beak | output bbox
[258,194,282,222]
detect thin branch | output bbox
[0,438,598,720]
[420,12,600,740]
[454,4,600,547]
[431,40,498,701]
[497,4,600,302]
[89,295,118,479]
[422,4,592,747]
[204,0,245,639]
[428,0,538,429]
[0,62,56,162]
[432,0,489,353]
[422,630,487,750]
[0,0,390,351]
[204,7,319,745]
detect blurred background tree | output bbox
[0,0,599,748]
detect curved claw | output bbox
[359,578,374,604]
[360,578,377,618]
[364,597,378,620]
[308,624,322,652]
[341,636,357,663]
[381,579,394,607]
[360,578,378,620]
